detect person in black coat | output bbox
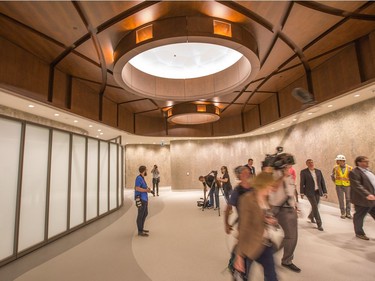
[300,159,328,231]
[349,156,375,240]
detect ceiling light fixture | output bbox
[167,103,220,125]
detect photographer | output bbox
[199,171,219,209]
[218,166,232,202]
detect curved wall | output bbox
[125,97,375,205]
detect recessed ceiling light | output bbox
[73,120,78,123]
[96,135,99,138]
[54,113,59,116]
[354,94,360,97]
[281,123,285,126]
[100,132,103,135]
[271,127,274,130]
[293,118,297,121]
[89,125,93,128]
[328,104,333,108]
[28,104,34,108]
[308,112,313,115]
[97,129,101,132]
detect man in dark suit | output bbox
[300,159,328,231]
[349,156,375,240]
[244,158,256,177]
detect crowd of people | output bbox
[132,154,374,280]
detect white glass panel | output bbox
[99,141,108,215]
[48,131,69,238]
[70,135,85,228]
[0,118,21,259]
[18,125,49,252]
[118,146,122,207]
[109,143,117,210]
[87,139,98,220]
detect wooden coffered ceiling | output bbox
[0,1,374,138]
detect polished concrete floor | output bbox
[0,187,374,281]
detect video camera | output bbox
[211,170,218,176]
[262,146,295,170]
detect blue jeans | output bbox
[208,186,219,208]
[246,246,278,281]
[136,200,148,233]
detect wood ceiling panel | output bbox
[58,54,103,83]
[315,1,366,10]
[283,4,343,49]
[0,1,87,46]
[75,40,100,65]
[122,98,158,113]
[303,16,375,61]
[0,17,65,63]
[256,38,295,79]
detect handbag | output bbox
[267,223,284,251]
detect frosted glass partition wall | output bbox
[0,115,124,266]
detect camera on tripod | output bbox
[262,146,295,170]
[211,170,218,177]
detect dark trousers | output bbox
[274,207,298,265]
[246,246,278,281]
[353,204,375,235]
[136,200,148,233]
[307,190,322,227]
[152,178,159,195]
[208,186,219,208]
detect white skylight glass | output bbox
[129,42,243,79]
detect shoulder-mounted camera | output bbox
[262,147,295,170]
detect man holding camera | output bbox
[199,171,219,209]
[135,165,153,237]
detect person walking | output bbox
[135,165,152,237]
[331,155,353,219]
[151,164,160,196]
[300,159,328,231]
[234,172,279,281]
[349,156,375,240]
[269,165,301,273]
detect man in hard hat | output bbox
[331,155,353,219]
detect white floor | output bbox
[1,187,374,281]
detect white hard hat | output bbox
[335,154,346,161]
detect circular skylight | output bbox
[129,42,243,79]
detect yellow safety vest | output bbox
[334,164,352,186]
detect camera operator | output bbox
[199,171,219,209]
[218,166,232,202]
[268,160,301,273]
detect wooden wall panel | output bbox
[0,38,49,101]
[52,69,69,109]
[102,97,117,127]
[357,31,375,81]
[135,115,166,136]
[243,106,260,132]
[118,104,134,133]
[259,94,279,125]
[279,77,308,117]
[213,114,242,136]
[71,79,99,121]
[312,45,361,102]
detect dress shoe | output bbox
[308,217,316,223]
[356,234,369,240]
[281,263,301,273]
[340,215,346,219]
[143,229,149,233]
[317,226,324,231]
[138,232,149,237]
[346,214,352,219]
